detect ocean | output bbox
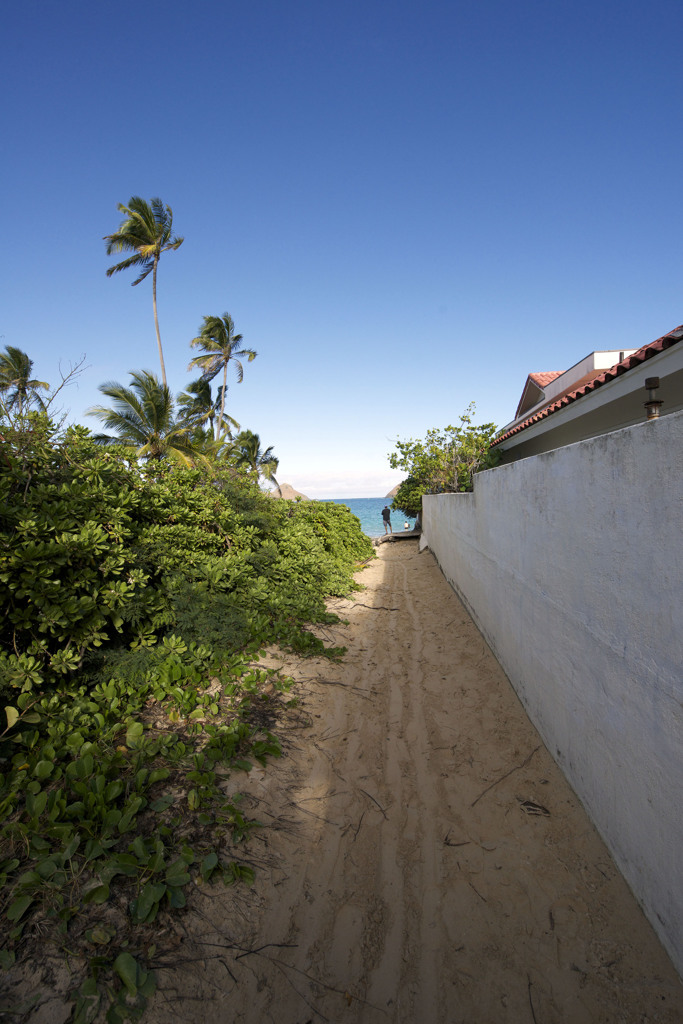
[321,497,415,539]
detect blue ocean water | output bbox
[322,497,415,539]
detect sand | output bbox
[144,541,683,1023]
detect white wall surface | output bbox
[421,410,683,975]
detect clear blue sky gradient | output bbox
[3,1,682,496]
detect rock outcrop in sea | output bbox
[267,482,309,500]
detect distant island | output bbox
[385,484,401,498]
[267,482,309,500]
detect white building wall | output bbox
[421,409,683,975]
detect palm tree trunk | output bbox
[152,255,168,388]
[217,362,228,441]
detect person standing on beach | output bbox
[382,505,392,534]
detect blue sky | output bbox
[3,0,682,496]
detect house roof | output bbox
[528,371,562,389]
[492,325,683,448]
[514,371,563,419]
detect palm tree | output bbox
[188,314,256,440]
[176,378,240,441]
[176,378,217,438]
[87,370,198,466]
[104,197,183,387]
[0,346,49,417]
[233,430,280,493]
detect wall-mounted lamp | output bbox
[644,377,662,420]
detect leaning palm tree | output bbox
[0,346,49,418]
[104,197,183,387]
[188,314,256,440]
[87,370,198,466]
[233,430,280,493]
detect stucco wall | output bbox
[421,409,683,975]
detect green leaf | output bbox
[26,790,47,818]
[131,881,166,924]
[138,971,157,999]
[150,795,174,812]
[82,882,110,905]
[33,760,54,779]
[36,857,58,879]
[4,706,19,730]
[125,721,144,748]
[105,779,124,802]
[86,924,116,945]
[200,852,218,881]
[167,887,186,909]
[72,976,100,1024]
[106,1004,124,1024]
[101,854,138,880]
[0,949,16,969]
[114,951,142,995]
[7,895,34,922]
[165,859,191,887]
[130,835,149,863]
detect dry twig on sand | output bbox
[470,745,540,808]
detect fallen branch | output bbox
[470,746,540,808]
[269,957,388,1016]
[444,830,470,848]
[234,942,298,961]
[359,788,388,819]
[350,603,400,611]
[468,881,487,903]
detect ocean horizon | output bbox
[321,497,415,539]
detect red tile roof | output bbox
[492,325,683,448]
[528,371,562,389]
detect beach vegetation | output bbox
[389,404,499,516]
[188,313,256,440]
[0,404,372,1014]
[232,429,280,493]
[0,347,49,417]
[104,197,184,387]
[177,377,241,445]
[390,476,424,519]
[87,370,201,467]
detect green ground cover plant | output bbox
[0,416,373,1020]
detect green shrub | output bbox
[0,418,373,1013]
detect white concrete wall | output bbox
[421,410,683,975]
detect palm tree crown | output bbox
[188,314,256,440]
[87,370,197,466]
[0,346,49,417]
[176,378,240,441]
[104,197,183,387]
[233,430,280,493]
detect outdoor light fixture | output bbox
[644,377,662,420]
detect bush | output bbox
[0,418,373,1012]
[1,418,373,700]
[388,404,499,518]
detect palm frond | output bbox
[88,370,206,465]
[104,253,153,281]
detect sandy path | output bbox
[150,542,683,1023]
